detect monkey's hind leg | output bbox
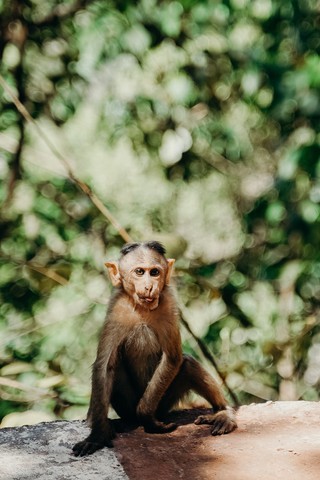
[110,360,141,431]
[184,355,237,435]
[159,355,237,436]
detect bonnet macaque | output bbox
[73,241,236,456]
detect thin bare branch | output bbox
[0,73,133,244]
[0,376,51,397]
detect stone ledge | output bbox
[1,401,320,480]
[115,401,320,480]
[0,420,128,480]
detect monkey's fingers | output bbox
[72,438,114,457]
[194,409,237,436]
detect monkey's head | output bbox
[105,241,175,310]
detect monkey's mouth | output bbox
[138,296,155,303]
[136,295,159,309]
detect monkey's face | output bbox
[121,263,165,310]
[106,245,175,311]
[117,248,169,310]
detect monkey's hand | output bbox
[72,423,116,456]
[194,407,237,436]
[139,414,177,434]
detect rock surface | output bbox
[115,401,320,480]
[1,401,320,480]
[0,420,128,480]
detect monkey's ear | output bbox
[165,259,175,285]
[105,262,122,287]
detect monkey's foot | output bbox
[141,416,178,434]
[194,408,237,436]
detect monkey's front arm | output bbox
[72,345,119,456]
[136,350,182,433]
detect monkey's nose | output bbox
[145,285,153,294]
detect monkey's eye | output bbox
[150,268,160,277]
[135,268,145,276]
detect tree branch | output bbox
[0,73,133,244]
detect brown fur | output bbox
[72,242,237,457]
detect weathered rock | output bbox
[1,401,320,480]
[115,401,320,480]
[0,420,128,480]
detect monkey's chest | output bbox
[123,324,162,387]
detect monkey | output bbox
[72,241,237,457]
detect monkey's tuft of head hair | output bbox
[144,241,166,256]
[120,243,141,256]
[120,241,166,257]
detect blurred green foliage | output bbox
[0,0,319,426]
